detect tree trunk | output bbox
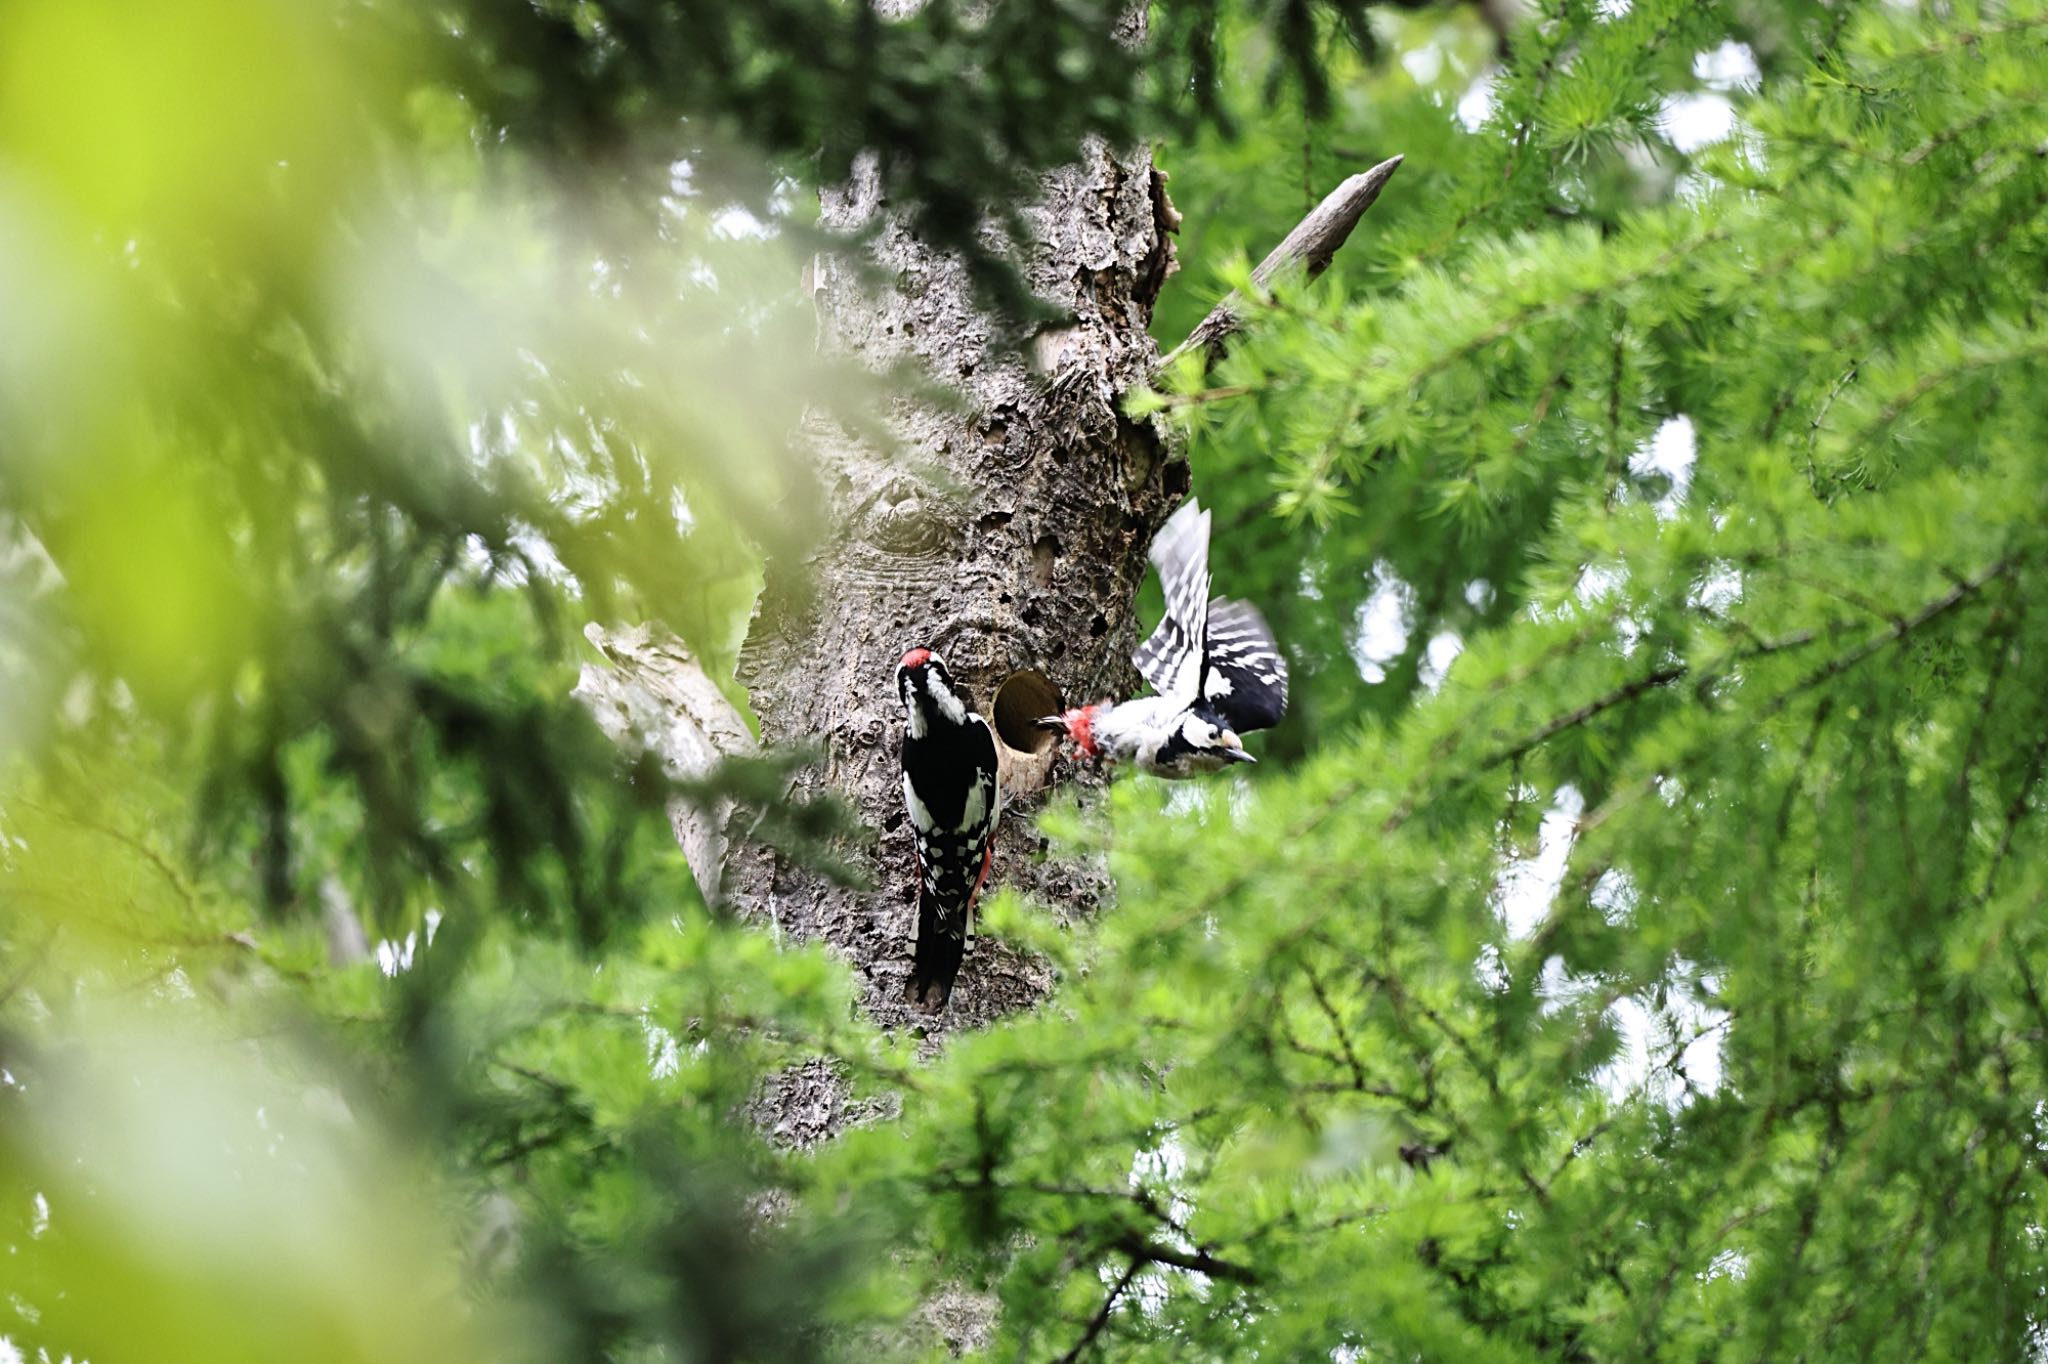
[574,52,1395,1158]
[581,130,1186,1138]
[739,136,1185,1033]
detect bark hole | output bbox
[1163,457,1192,500]
[991,669,1062,795]
[1031,534,1061,586]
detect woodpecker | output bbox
[1043,499,1288,778]
[897,647,1001,1012]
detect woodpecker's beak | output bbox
[1219,732,1255,763]
[1036,715,1068,733]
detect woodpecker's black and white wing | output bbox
[901,686,1000,1013]
[1199,597,1288,734]
[1131,500,1212,706]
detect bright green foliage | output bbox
[9,2,2048,1362]
[852,1,2048,1356]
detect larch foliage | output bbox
[827,2,2048,1359]
[4,2,2048,1362]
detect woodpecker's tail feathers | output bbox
[908,886,970,1014]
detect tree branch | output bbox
[1111,1232,1259,1285]
[574,622,756,908]
[1161,155,1403,371]
[1053,1259,1140,1364]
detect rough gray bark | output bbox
[576,103,1395,1173]
[735,136,1186,1035]
[580,150,1405,1057]
[578,133,1183,1166]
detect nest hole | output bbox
[992,669,1063,756]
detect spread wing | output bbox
[1200,597,1288,734]
[1131,500,1212,705]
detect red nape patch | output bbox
[899,647,934,670]
[1062,705,1099,758]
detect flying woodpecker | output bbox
[897,647,1001,1012]
[1043,498,1288,778]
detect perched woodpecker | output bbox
[1044,498,1288,778]
[897,647,1001,1012]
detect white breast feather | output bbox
[926,673,966,725]
[902,772,935,833]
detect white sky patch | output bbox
[1465,578,1495,611]
[710,203,774,240]
[0,1337,21,1364]
[1694,41,1761,92]
[1475,941,1510,993]
[1351,562,1416,684]
[1577,562,1628,606]
[1690,561,1743,615]
[1419,631,1464,693]
[1402,42,1445,85]
[644,1019,682,1080]
[1591,868,1639,926]
[1599,966,1729,1105]
[1630,414,1697,519]
[1674,167,1722,204]
[376,933,417,976]
[29,1193,47,1238]
[1702,1247,1750,1282]
[1596,0,1632,17]
[511,526,574,588]
[1118,1132,1202,1316]
[1660,92,1737,153]
[1537,953,1597,1017]
[1456,70,1499,132]
[1493,785,1584,939]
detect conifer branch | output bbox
[1110,1233,1259,1284]
[1053,1259,1140,1364]
[9,796,203,921]
[1161,155,1404,371]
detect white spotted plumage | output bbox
[898,648,1001,1011]
[1048,499,1289,778]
